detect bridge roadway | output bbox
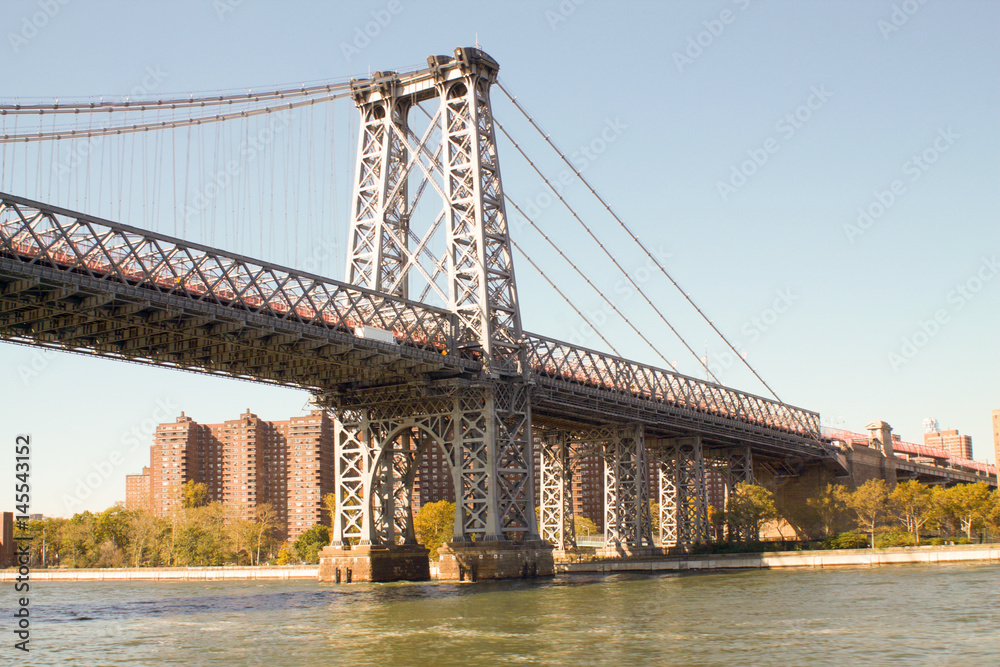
[0,193,832,466]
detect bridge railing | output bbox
[524,334,821,438]
[0,194,456,354]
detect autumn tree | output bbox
[414,500,455,557]
[180,481,209,509]
[574,515,599,538]
[807,484,850,538]
[322,492,337,528]
[943,483,993,541]
[889,480,936,546]
[846,479,890,548]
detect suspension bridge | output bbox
[2,47,847,581]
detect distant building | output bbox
[133,409,334,542]
[125,467,151,511]
[923,428,973,460]
[0,512,13,569]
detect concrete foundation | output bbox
[318,544,430,583]
[594,545,663,559]
[436,540,555,582]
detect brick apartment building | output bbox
[127,409,334,542]
[923,428,973,460]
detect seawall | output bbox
[0,565,319,581]
[558,544,1000,574]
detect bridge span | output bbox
[1,47,846,581]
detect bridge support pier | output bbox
[707,445,754,541]
[652,436,708,550]
[539,431,577,552]
[318,544,430,583]
[598,424,655,557]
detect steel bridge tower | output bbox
[320,48,551,582]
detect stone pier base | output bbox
[436,540,555,582]
[318,544,430,583]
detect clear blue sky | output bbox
[1,0,997,516]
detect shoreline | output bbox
[0,565,319,581]
[3,544,997,581]
[558,543,1000,574]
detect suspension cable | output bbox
[0,81,354,115]
[510,238,622,357]
[498,80,786,402]
[1,92,351,143]
[504,194,678,372]
[494,116,718,383]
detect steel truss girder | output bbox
[527,334,822,440]
[330,379,537,549]
[0,194,457,356]
[650,436,708,548]
[345,48,524,377]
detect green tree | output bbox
[943,482,993,540]
[807,484,850,538]
[846,479,890,548]
[727,482,777,542]
[414,500,455,558]
[889,480,936,546]
[293,524,330,563]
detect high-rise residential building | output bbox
[125,467,151,511]
[137,409,334,542]
[150,413,210,517]
[923,428,973,460]
[279,412,335,536]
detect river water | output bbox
[16,563,1000,665]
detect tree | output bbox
[293,524,330,563]
[574,516,598,539]
[414,500,455,557]
[726,482,777,542]
[247,503,281,565]
[943,483,993,541]
[126,509,163,567]
[846,479,890,548]
[807,484,850,538]
[322,493,337,529]
[181,481,209,509]
[889,480,935,546]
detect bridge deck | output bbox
[1,193,828,461]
